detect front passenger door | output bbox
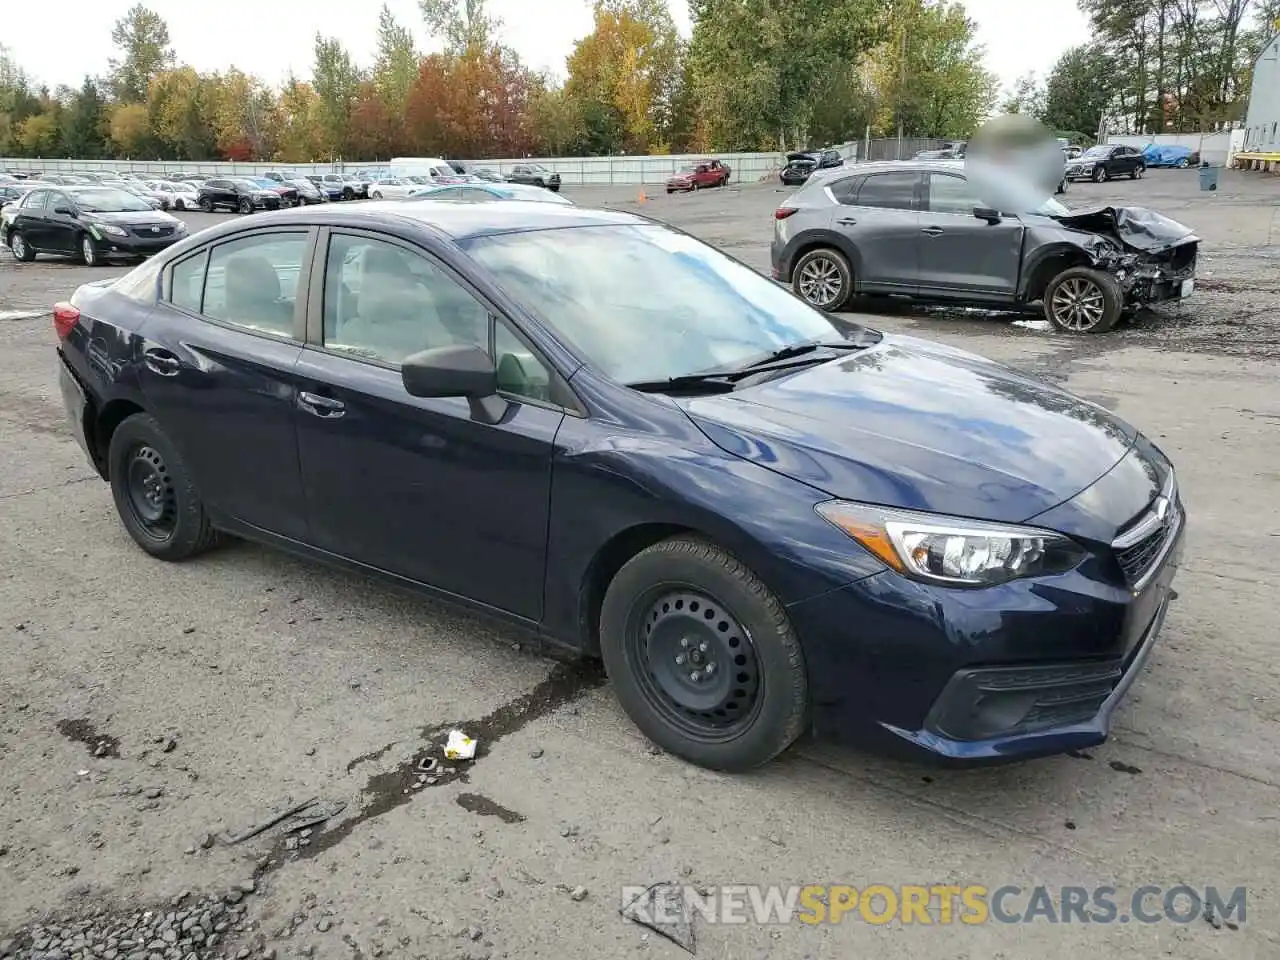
[294,230,565,620]
[918,172,1023,300]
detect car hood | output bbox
[85,209,179,225]
[682,334,1138,525]
[1049,206,1197,254]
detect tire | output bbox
[1056,178,1066,194]
[1131,165,1142,179]
[599,536,808,771]
[343,187,354,200]
[371,190,382,200]
[666,188,674,194]
[1043,266,1122,334]
[80,234,101,267]
[238,197,252,215]
[1092,166,1106,183]
[550,184,560,193]
[174,198,185,211]
[9,230,36,262]
[199,197,212,212]
[791,247,853,312]
[107,412,220,562]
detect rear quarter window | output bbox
[112,255,165,303]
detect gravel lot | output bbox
[1,169,1278,959]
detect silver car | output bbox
[769,160,1198,333]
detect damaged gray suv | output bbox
[771,160,1198,333]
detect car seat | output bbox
[223,254,292,335]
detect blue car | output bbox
[51,201,1183,771]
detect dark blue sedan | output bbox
[52,201,1184,771]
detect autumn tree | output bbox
[350,80,396,159]
[277,76,322,162]
[420,0,501,54]
[107,102,151,156]
[109,4,174,103]
[148,67,216,159]
[312,35,361,158]
[373,4,418,121]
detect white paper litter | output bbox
[443,729,477,761]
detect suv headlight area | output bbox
[815,501,1086,587]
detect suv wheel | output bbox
[792,248,853,312]
[1044,266,1122,333]
[238,197,252,214]
[599,536,808,771]
[1132,165,1144,179]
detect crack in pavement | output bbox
[0,475,98,502]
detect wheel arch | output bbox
[92,398,148,479]
[781,230,863,286]
[1020,244,1094,302]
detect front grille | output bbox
[1113,474,1181,588]
[129,224,175,237]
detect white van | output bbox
[388,157,459,180]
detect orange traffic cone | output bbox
[638,188,647,204]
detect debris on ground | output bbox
[620,882,696,954]
[0,884,259,960]
[220,797,343,845]
[443,730,477,761]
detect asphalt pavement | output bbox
[0,171,1278,959]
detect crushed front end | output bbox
[1057,206,1199,307]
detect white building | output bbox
[1242,31,1280,153]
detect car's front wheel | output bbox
[1044,266,1122,333]
[80,234,101,267]
[599,536,808,771]
[371,190,382,200]
[343,187,354,200]
[107,413,220,561]
[238,197,252,214]
[1092,166,1107,182]
[792,247,853,312]
[9,231,36,262]
[1132,165,1144,179]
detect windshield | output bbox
[465,224,849,384]
[1082,146,1110,158]
[678,165,697,173]
[252,179,277,188]
[233,179,262,189]
[72,188,153,212]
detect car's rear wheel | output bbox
[599,536,808,771]
[108,413,220,562]
[1044,266,1122,333]
[199,197,212,212]
[792,248,853,312]
[9,231,35,262]
[80,234,100,267]
[238,197,252,214]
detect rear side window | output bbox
[203,232,308,338]
[827,176,862,204]
[855,172,918,210]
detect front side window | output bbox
[202,232,308,337]
[927,173,980,215]
[855,172,918,210]
[321,234,489,365]
[465,223,847,385]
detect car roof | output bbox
[220,199,646,241]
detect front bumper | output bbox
[89,231,182,256]
[786,504,1185,764]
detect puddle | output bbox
[456,792,526,823]
[56,718,121,759]
[264,658,606,865]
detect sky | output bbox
[5,0,1094,99]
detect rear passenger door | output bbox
[834,170,922,293]
[140,227,315,540]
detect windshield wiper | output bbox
[626,373,738,394]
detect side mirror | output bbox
[401,344,507,424]
[973,206,1001,224]
[53,205,73,216]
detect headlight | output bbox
[174,221,187,233]
[814,501,1086,586]
[98,223,128,237]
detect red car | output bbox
[666,159,732,193]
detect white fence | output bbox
[1103,130,1245,166]
[1,143,860,186]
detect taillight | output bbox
[775,207,798,220]
[53,302,80,340]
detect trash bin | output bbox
[1199,164,1219,191]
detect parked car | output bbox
[116,181,169,210]
[666,159,731,193]
[448,161,505,182]
[36,174,91,186]
[4,185,185,266]
[0,182,39,207]
[368,178,422,200]
[1141,144,1197,168]
[1065,144,1146,182]
[915,140,967,159]
[780,149,843,185]
[313,173,366,200]
[307,175,347,201]
[286,178,326,205]
[51,199,1185,771]
[771,160,1198,333]
[145,180,200,210]
[506,163,561,192]
[197,178,282,214]
[250,177,300,207]
[409,182,574,204]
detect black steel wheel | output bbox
[600,536,808,771]
[108,413,220,561]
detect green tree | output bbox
[61,78,107,159]
[312,35,362,158]
[108,3,174,102]
[1041,44,1117,139]
[148,67,217,160]
[373,4,418,119]
[1001,72,1045,117]
[420,0,500,54]
[16,112,59,156]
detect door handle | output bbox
[836,217,857,225]
[921,227,944,237]
[298,391,345,417]
[143,348,181,376]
